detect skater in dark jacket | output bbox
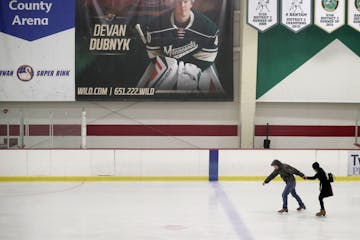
[263,160,306,213]
[305,162,333,217]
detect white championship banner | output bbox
[314,0,345,33]
[348,0,360,32]
[247,0,279,32]
[348,151,360,176]
[281,0,312,33]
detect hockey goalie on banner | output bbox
[136,0,225,94]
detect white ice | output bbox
[0,182,359,240]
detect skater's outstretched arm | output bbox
[306,173,319,180]
[263,170,279,184]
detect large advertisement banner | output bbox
[0,0,75,101]
[75,0,234,101]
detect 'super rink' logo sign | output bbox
[0,0,74,41]
[348,151,360,176]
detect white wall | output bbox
[0,149,355,178]
[0,101,240,148]
[256,103,360,125]
[2,96,360,150]
[255,103,360,149]
[0,149,209,177]
[218,150,349,177]
[254,137,356,150]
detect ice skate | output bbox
[316,209,326,217]
[297,204,306,211]
[278,208,288,213]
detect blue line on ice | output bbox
[212,182,254,240]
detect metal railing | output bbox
[0,108,83,149]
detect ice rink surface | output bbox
[0,181,359,240]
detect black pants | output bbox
[319,192,326,210]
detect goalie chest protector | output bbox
[146,10,219,69]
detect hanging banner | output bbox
[281,0,312,33]
[0,0,75,101]
[75,0,234,101]
[348,151,360,176]
[348,0,360,32]
[314,0,345,33]
[247,0,279,32]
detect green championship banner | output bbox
[75,0,234,101]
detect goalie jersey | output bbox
[145,10,219,71]
[137,10,224,93]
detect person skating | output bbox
[304,162,333,217]
[263,159,306,213]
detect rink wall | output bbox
[0,149,209,180]
[218,150,353,180]
[0,149,359,181]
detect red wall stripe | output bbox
[0,125,20,136]
[0,125,80,137]
[86,125,237,136]
[0,125,358,137]
[54,125,81,136]
[0,124,237,137]
[28,125,49,136]
[255,125,358,137]
[28,125,81,136]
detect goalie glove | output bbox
[177,62,202,91]
[137,56,178,89]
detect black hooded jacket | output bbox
[307,166,333,197]
[264,160,305,184]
